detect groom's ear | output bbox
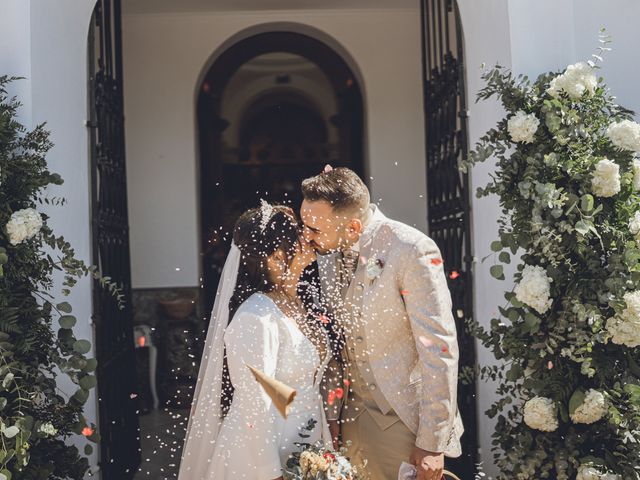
[347,218,364,237]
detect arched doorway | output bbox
[421,0,478,477]
[197,31,365,314]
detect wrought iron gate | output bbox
[421,0,478,476]
[88,0,141,478]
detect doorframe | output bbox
[421,0,479,476]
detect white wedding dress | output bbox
[206,292,332,479]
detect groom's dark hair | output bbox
[301,167,370,218]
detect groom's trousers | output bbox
[341,363,416,480]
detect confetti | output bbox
[547,361,554,370]
[335,387,344,399]
[319,314,330,325]
[449,271,460,279]
[327,390,336,406]
[441,345,448,353]
[82,427,94,437]
[343,379,351,387]
[130,393,138,399]
[431,258,443,266]
[400,290,410,296]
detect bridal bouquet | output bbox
[283,420,368,480]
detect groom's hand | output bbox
[410,447,444,480]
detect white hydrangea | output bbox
[514,265,553,314]
[38,422,57,436]
[5,208,43,245]
[507,110,540,144]
[577,466,601,480]
[547,62,598,99]
[576,465,620,480]
[606,290,640,348]
[523,396,558,432]
[570,389,606,424]
[591,159,621,198]
[632,159,640,191]
[606,120,640,152]
[629,211,640,239]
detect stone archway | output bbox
[196,30,366,315]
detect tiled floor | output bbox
[133,408,189,479]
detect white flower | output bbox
[507,110,540,144]
[632,159,640,191]
[606,120,640,152]
[547,62,598,99]
[514,265,553,314]
[523,396,558,432]
[576,465,620,480]
[606,290,640,347]
[38,422,57,437]
[571,389,606,424]
[591,159,621,198]
[365,258,384,281]
[5,208,43,245]
[629,211,640,238]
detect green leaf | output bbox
[79,375,97,390]
[498,251,511,264]
[73,340,92,355]
[490,265,504,280]
[580,194,594,212]
[71,388,90,405]
[490,240,503,252]
[505,363,523,382]
[59,315,77,329]
[2,426,19,439]
[575,220,590,235]
[83,358,98,372]
[523,313,541,333]
[57,302,72,313]
[569,389,586,415]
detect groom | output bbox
[300,167,463,480]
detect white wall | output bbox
[574,0,640,117]
[0,0,32,126]
[456,1,511,476]
[1,0,100,475]
[122,8,427,289]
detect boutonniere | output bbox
[365,257,384,284]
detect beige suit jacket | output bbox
[318,206,463,457]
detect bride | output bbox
[179,202,334,480]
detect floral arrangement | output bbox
[464,33,640,479]
[0,76,119,479]
[283,420,368,480]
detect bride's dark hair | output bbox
[222,204,300,414]
[228,204,300,319]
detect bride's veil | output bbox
[178,243,241,479]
